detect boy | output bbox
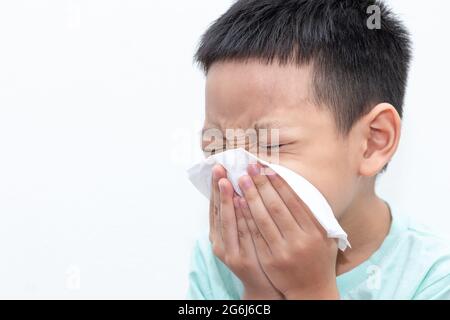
[187,0,450,299]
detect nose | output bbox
[224,130,257,153]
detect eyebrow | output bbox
[254,120,284,130]
[201,120,286,134]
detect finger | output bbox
[239,197,272,257]
[219,178,239,256]
[212,165,227,244]
[238,175,283,245]
[212,164,227,209]
[266,170,321,232]
[233,196,255,258]
[247,163,300,237]
[209,199,215,242]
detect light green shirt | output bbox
[187,209,450,299]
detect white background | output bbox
[0,0,449,299]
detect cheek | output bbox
[314,151,358,218]
[281,143,357,217]
[317,155,360,218]
[294,165,351,216]
[316,172,357,219]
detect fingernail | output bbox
[239,176,253,190]
[247,164,260,177]
[213,168,220,180]
[218,179,226,193]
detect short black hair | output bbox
[195,0,412,133]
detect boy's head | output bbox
[195,0,411,218]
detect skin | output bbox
[204,59,401,299]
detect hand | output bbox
[237,163,340,300]
[210,164,283,300]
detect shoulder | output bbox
[403,217,450,266]
[400,217,450,299]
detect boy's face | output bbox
[202,60,363,219]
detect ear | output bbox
[358,103,402,177]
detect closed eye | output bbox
[261,144,286,149]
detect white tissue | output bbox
[187,148,350,251]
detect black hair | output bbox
[195,0,412,133]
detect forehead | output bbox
[204,59,316,129]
